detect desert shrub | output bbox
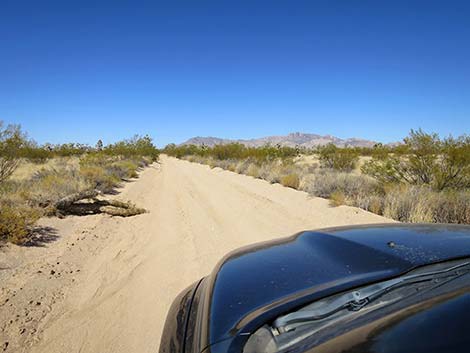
[378,185,470,223]
[0,204,41,245]
[306,170,380,199]
[235,159,252,174]
[353,194,384,215]
[106,160,139,179]
[258,162,282,183]
[79,154,140,191]
[431,191,470,224]
[280,173,300,189]
[329,191,346,207]
[318,144,359,171]
[0,122,27,183]
[104,135,159,160]
[212,159,237,172]
[164,143,297,162]
[18,145,52,163]
[246,163,261,178]
[362,130,470,191]
[79,166,120,192]
[27,167,88,206]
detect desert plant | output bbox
[0,204,41,245]
[80,166,120,192]
[362,130,470,190]
[28,167,88,207]
[329,191,346,206]
[306,169,380,199]
[280,173,300,189]
[318,144,359,171]
[0,122,27,183]
[246,163,261,178]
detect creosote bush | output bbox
[318,144,359,171]
[362,129,470,191]
[0,122,27,183]
[0,204,40,245]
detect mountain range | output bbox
[180,132,380,148]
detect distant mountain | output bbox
[181,132,379,148]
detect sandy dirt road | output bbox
[1,156,392,353]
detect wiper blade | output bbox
[273,261,470,333]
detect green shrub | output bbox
[318,144,359,171]
[107,160,139,179]
[362,130,470,191]
[0,205,40,245]
[0,122,27,183]
[104,135,159,160]
[164,143,297,162]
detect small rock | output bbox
[50,270,55,275]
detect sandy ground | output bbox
[0,156,393,353]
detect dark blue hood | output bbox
[201,224,470,349]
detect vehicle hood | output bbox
[201,224,470,349]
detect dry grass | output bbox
[280,173,300,189]
[11,157,80,181]
[329,191,346,206]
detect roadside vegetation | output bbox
[0,121,159,245]
[164,129,470,224]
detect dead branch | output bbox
[53,189,147,217]
[99,205,147,217]
[54,189,100,210]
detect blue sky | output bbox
[1,1,469,147]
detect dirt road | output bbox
[1,156,392,353]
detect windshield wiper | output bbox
[273,261,470,333]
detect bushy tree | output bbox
[0,122,27,183]
[362,129,470,190]
[318,144,359,171]
[104,134,159,160]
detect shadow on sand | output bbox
[23,226,60,247]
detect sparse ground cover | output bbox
[0,122,159,246]
[165,130,470,224]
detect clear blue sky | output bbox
[1,1,469,147]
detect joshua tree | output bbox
[96,139,103,151]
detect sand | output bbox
[0,156,393,353]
